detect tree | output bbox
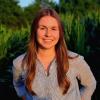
[0,0,26,28]
[59,0,100,14]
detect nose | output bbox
[45,29,51,37]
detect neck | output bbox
[37,48,56,60]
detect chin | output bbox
[40,45,55,50]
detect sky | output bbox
[19,0,59,7]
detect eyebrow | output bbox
[39,25,46,27]
[39,25,58,28]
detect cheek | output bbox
[53,32,60,39]
[37,30,44,38]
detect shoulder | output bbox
[13,53,26,68]
[68,50,84,59]
[68,50,85,65]
[68,50,79,58]
[67,50,88,75]
[68,50,91,73]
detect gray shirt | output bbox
[12,51,96,100]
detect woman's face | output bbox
[37,16,60,50]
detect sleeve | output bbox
[12,59,27,97]
[76,56,97,100]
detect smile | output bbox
[43,39,53,42]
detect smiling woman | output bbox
[12,8,96,100]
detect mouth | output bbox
[43,39,53,42]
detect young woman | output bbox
[12,8,96,100]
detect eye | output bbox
[40,27,45,30]
[52,28,57,31]
[39,27,46,30]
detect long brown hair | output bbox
[22,8,70,95]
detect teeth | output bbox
[44,39,52,42]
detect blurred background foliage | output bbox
[0,0,100,99]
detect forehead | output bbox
[38,16,58,27]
